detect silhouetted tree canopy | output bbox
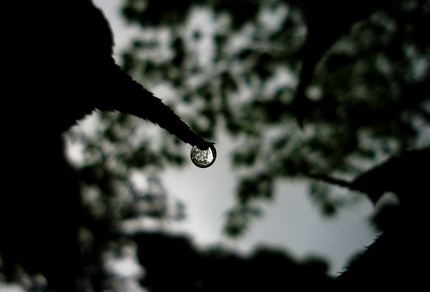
[133,232,331,291]
[1,0,429,291]
[118,0,430,235]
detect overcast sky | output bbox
[92,0,379,276]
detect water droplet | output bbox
[190,142,217,168]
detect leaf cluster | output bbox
[117,0,430,235]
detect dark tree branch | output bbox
[311,147,430,206]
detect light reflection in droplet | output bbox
[190,144,217,168]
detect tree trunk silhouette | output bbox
[2,1,207,291]
[313,147,430,288]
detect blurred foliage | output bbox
[2,1,429,291]
[133,232,332,291]
[116,0,430,235]
[70,111,190,288]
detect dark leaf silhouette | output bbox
[311,147,430,206]
[2,0,210,291]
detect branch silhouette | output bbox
[312,147,430,288]
[311,147,430,206]
[2,1,211,291]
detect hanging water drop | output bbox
[190,142,217,168]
